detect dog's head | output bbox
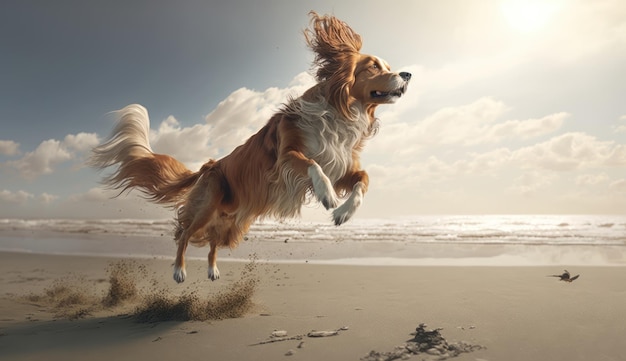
[305,11,411,120]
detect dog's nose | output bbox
[399,72,412,81]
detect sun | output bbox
[500,0,560,33]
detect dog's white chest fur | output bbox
[295,99,370,184]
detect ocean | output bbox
[1,215,624,266]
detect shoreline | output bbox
[1,228,624,267]
[1,251,625,361]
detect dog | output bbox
[89,11,411,283]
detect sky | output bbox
[1,0,625,220]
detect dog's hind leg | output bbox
[173,170,224,283]
[173,232,190,283]
[173,213,214,283]
[208,243,219,281]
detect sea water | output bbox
[1,215,624,265]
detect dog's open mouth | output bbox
[371,85,407,99]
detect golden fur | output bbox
[90,12,411,283]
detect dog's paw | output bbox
[173,266,187,283]
[208,266,220,281]
[332,206,353,226]
[308,164,338,209]
[321,194,339,210]
[332,182,364,226]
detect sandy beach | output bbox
[1,251,624,361]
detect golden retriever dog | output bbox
[90,11,411,283]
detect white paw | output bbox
[332,182,364,226]
[308,164,338,209]
[208,266,220,281]
[173,266,186,283]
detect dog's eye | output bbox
[371,63,379,69]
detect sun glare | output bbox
[501,0,560,33]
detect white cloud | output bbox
[366,130,625,198]
[368,97,567,163]
[509,171,556,197]
[204,75,312,154]
[576,173,610,186]
[0,189,34,204]
[150,117,214,171]
[461,148,514,175]
[368,97,508,159]
[417,98,566,146]
[70,187,114,203]
[0,140,20,156]
[1,132,100,180]
[63,132,100,153]
[614,115,626,133]
[609,179,626,192]
[486,112,568,141]
[512,132,624,171]
[39,192,59,204]
[5,139,72,180]
[426,97,508,144]
[148,72,315,170]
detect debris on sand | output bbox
[251,326,349,346]
[22,259,259,322]
[24,277,99,319]
[307,326,349,337]
[102,260,144,307]
[362,323,485,361]
[134,261,259,322]
[548,269,580,283]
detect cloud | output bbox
[204,73,314,155]
[0,190,59,206]
[508,171,556,197]
[419,97,510,145]
[63,132,100,153]
[486,112,568,142]
[460,148,514,175]
[366,130,625,197]
[0,140,20,156]
[576,173,610,186]
[5,139,72,180]
[368,97,567,162]
[69,187,111,202]
[614,115,626,133]
[513,132,626,171]
[39,192,59,204]
[609,179,626,192]
[1,132,100,180]
[150,117,215,171]
[148,72,315,170]
[416,98,566,146]
[0,189,34,204]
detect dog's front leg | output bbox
[276,120,338,209]
[280,150,338,209]
[333,170,369,225]
[307,162,339,209]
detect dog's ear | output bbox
[326,60,358,120]
[304,11,363,119]
[304,11,362,81]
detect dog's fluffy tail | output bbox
[89,104,201,205]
